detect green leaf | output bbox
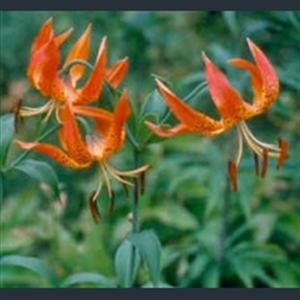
[61,272,116,288]
[0,255,58,287]
[202,263,220,288]
[230,257,254,287]
[14,159,60,200]
[222,11,238,37]
[140,90,167,120]
[114,239,141,287]
[142,281,173,288]
[129,230,161,287]
[142,202,199,231]
[0,113,15,169]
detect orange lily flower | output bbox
[145,39,288,190]
[20,18,128,122]
[15,90,150,221]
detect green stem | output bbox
[59,59,94,74]
[128,148,141,287]
[125,124,140,151]
[217,176,231,263]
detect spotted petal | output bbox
[246,38,279,112]
[155,79,224,136]
[58,103,93,164]
[227,58,263,105]
[87,90,131,160]
[14,140,86,169]
[202,52,255,126]
[144,122,190,138]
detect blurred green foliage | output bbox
[0,11,299,288]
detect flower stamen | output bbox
[234,120,289,182]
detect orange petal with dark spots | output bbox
[246,38,279,112]
[156,79,225,136]
[202,52,254,124]
[227,58,263,105]
[58,103,92,164]
[14,140,85,168]
[145,122,189,138]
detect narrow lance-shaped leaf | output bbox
[0,113,15,169]
[61,272,116,288]
[14,159,60,200]
[114,239,141,288]
[129,230,162,287]
[0,255,58,287]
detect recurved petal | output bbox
[30,18,54,55]
[73,105,113,121]
[106,57,129,88]
[113,89,131,130]
[27,37,65,101]
[246,38,279,112]
[93,90,131,160]
[202,52,255,124]
[14,140,85,168]
[73,105,114,141]
[63,24,91,86]
[145,122,190,138]
[54,27,73,47]
[75,36,107,104]
[227,58,263,105]
[58,103,93,164]
[156,79,224,136]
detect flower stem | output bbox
[128,148,141,286]
[217,177,231,263]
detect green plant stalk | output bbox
[217,177,231,263]
[127,148,141,287]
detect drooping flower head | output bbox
[16,90,150,222]
[145,39,288,190]
[20,18,128,121]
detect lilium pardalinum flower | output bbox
[19,18,128,122]
[145,38,289,190]
[15,90,150,222]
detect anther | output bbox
[276,137,289,170]
[140,172,146,195]
[227,160,238,191]
[253,152,259,176]
[89,191,101,224]
[261,148,269,178]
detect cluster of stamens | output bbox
[228,120,289,191]
[88,161,150,223]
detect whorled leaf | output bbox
[128,230,162,287]
[114,239,141,288]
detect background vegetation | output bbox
[0,11,299,288]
